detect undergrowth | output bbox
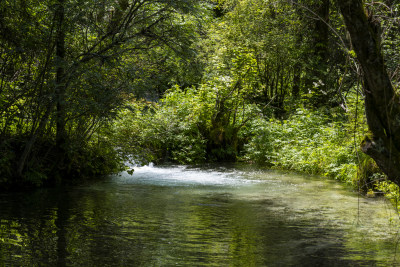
[244,108,358,183]
[243,107,400,207]
[112,88,400,206]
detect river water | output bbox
[1,164,399,266]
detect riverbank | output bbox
[111,94,399,210]
[243,108,399,210]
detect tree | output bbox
[0,0,205,187]
[335,0,400,185]
[305,0,331,105]
[292,0,349,108]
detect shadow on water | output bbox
[0,164,399,266]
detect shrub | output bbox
[111,83,260,164]
[244,108,358,184]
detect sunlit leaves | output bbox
[244,108,358,182]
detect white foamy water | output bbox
[112,164,259,186]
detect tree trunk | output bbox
[311,0,330,106]
[314,0,330,61]
[291,0,303,99]
[55,0,67,151]
[336,0,400,185]
[292,63,301,98]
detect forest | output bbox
[1,0,400,205]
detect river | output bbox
[0,164,399,266]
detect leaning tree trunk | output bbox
[336,0,400,185]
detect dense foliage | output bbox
[112,82,259,164]
[2,0,400,207]
[0,0,206,188]
[244,108,357,179]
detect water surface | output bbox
[1,164,399,266]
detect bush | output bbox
[244,108,359,184]
[111,89,208,164]
[0,132,124,190]
[111,83,260,164]
[375,180,400,211]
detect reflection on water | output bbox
[1,164,399,266]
